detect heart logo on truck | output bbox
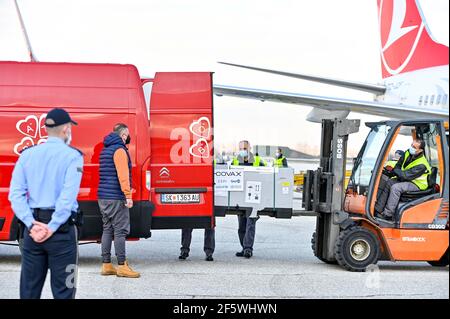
[189,138,210,158]
[13,113,48,155]
[16,115,38,138]
[189,117,211,138]
[38,113,48,138]
[13,137,35,154]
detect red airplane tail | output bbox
[377,0,449,78]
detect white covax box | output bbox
[214,164,294,218]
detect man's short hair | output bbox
[239,140,250,149]
[414,138,426,150]
[113,123,128,135]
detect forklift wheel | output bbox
[311,232,338,264]
[427,248,449,267]
[334,226,380,272]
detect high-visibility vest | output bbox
[401,151,431,190]
[232,156,266,167]
[274,156,286,168]
[384,160,397,168]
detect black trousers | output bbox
[238,215,258,252]
[181,228,215,256]
[20,225,78,299]
[375,174,397,214]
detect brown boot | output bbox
[117,261,140,278]
[101,263,117,276]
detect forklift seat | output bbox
[399,167,439,202]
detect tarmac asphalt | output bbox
[0,213,448,299]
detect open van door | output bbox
[149,72,214,229]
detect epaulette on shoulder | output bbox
[69,146,84,156]
[19,145,36,154]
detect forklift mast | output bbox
[303,119,360,261]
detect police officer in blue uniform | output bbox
[8,108,83,299]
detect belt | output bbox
[32,208,81,233]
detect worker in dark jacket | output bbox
[376,139,431,219]
[98,123,140,278]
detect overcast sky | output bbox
[0,0,448,155]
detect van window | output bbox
[142,82,153,121]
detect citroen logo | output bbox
[159,167,170,178]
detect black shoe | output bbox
[243,250,253,259]
[179,252,189,260]
[236,251,245,257]
[205,255,214,262]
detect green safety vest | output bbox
[384,160,397,168]
[274,156,286,168]
[401,151,431,191]
[232,156,266,167]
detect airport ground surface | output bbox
[0,206,448,299]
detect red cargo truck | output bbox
[0,61,214,241]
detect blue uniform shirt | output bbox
[8,137,84,233]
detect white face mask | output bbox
[239,150,248,157]
[65,128,72,145]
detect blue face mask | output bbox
[239,150,248,157]
[409,147,416,155]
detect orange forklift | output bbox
[305,119,449,271]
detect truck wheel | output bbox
[311,232,337,264]
[427,248,449,267]
[334,226,380,272]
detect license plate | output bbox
[160,193,200,204]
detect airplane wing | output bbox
[218,62,386,95]
[213,84,449,121]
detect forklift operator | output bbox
[376,138,431,220]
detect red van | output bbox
[0,61,214,241]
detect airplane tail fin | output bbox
[377,0,448,78]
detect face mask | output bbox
[275,152,280,158]
[65,128,72,146]
[409,147,416,155]
[125,135,131,145]
[239,150,248,157]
